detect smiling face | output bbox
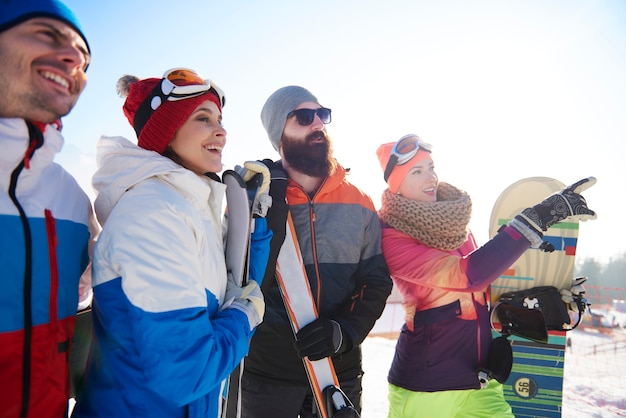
[167,100,226,175]
[397,157,439,202]
[0,18,90,122]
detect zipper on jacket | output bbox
[306,176,330,312]
[45,209,60,330]
[473,293,483,367]
[44,210,69,359]
[8,121,44,418]
[291,177,327,312]
[349,285,366,312]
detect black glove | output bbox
[515,177,597,236]
[294,318,343,361]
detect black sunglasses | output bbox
[287,107,332,126]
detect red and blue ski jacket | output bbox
[245,161,393,386]
[0,118,95,418]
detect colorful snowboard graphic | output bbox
[489,177,578,417]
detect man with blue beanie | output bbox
[0,1,97,417]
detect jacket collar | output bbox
[0,118,63,172]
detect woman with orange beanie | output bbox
[376,134,595,417]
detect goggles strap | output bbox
[383,154,399,183]
[133,81,170,137]
[208,86,225,108]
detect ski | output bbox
[221,169,261,418]
[275,212,359,418]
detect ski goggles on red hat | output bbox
[134,68,225,136]
[383,134,433,182]
[287,107,332,126]
[161,68,225,105]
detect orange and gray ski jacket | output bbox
[245,161,392,385]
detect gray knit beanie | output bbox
[260,86,319,151]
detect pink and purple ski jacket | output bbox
[381,223,531,391]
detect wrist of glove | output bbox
[560,276,587,311]
[236,161,272,217]
[294,318,344,361]
[226,281,265,330]
[508,217,545,248]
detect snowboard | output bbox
[489,177,579,417]
[221,169,261,418]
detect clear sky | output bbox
[57,0,626,264]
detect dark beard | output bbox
[281,130,336,178]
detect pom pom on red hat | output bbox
[116,73,223,154]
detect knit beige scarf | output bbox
[378,182,472,251]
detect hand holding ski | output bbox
[236,161,272,218]
[294,318,344,361]
[226,281,265,330]
[236,161,273,286]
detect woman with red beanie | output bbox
[376,134,596,417]
[73,68,272,418]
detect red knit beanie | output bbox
[117,74,223,154]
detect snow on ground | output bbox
[361,337,397,417]
[362,303,626,417]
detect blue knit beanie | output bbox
[260,86,319,151]
[0,0,90,53]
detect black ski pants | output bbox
[241,371,362,418]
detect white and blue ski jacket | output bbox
[0,118,95,418]
[73,136,254,418]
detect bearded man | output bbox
[239,86,392,418]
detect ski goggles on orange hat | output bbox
[287,107,332,126]
[134,68,225,136]
[383,134,433,183]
